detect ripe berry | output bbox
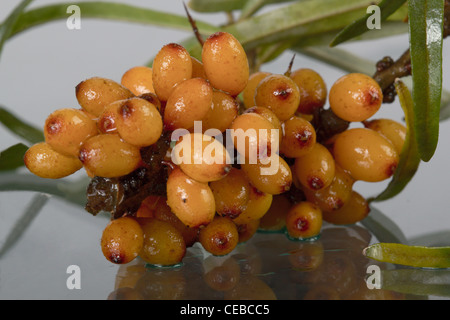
[242,71,271,108]
[363,118,406,154]
[198,216,239,256]
[44,108,99,158]
[285,201,322,240]
[241,154,292,195]
[329,73,383,122]
[232,186,273,225]
[152,43,193,101]
[166,167,216,228]
[332,127,399,182]
[230,112,278,161]
[163,77,213,131]
[290,68,327,115]
[254,74,300,121]
[294,142,335,191]
[172,132,231,183]
[322,191,370,225]
[138,218,186,266]
[76,77,134,117]
[121,66,155,96]
[79,133,142,178]
[209,167,251,219]
[202,90,239,133]
[202,31,249,96]
[280,115,316,158]
[115,97,163,147]
[101,216,144,264]
[24,142,83,179]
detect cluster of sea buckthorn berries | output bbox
[24,30,406,267]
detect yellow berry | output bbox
[152,43,193,101]
[332,127,399,182]
[166,167,216,228]
[79,133,141,178]
[329,73,383,122]
[254,74,300,121]
[121,66,155,95]
[76,77,134,117]
[101,216,144,264]
[202,31,249,96]
[44,108,99,157]
[290,68,327,114]
[285,201,322,240]
[115,97,163,147]
[24,142,83,179]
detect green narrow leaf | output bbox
[330,0,407,47]
[0,143,28,171]
[0,106,44,144]
[0,172,90,207]
[370,80,421,202]
[0,193,49,260]
[0,0,33,61]
[381,269,450,298]
[225,0,388,51]
[408,0,444,162]
[439,89,450,121]
[8,2,218,40]
[295,46,376,75]
[188,0,256,13]
[238,0,298,21]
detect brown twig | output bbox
[284,54,296,77]
[183,1,204,46]
[372,0,450,103]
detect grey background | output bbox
[0,0,449,299]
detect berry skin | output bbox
[79,133,142,178]
[202,31,249,96]
[163,77,213,131]
[152,43,193,101]
[242,71,271,108]
[328,73,383,122]
[101,216,144,264]
[191,56,207,79]
[172,132,232,183]
[254,74,301,121]
[289,68,327,115]
[138,218,186,266]
[115,97,163,147]
[76,77,134,117]
[232,186,273,225]
[363,118,406,154]
[332,127,399,182]
[198,216,239,256]
[230,112,278,162]
[97,100,125,134]
[243,106,283,145]
[241,154,292,195]
[44,108,99,158]
[302,165,354,212]
[259,194,291,232]
[280,115,316,158]
[24,142,83,179]
[285,201,322,240]
[294,142,335,191]
[121,66,155,95]
[166,167,216,228]
[322,191,370,225]
[209,167,251,219]
[202,90,239,133]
